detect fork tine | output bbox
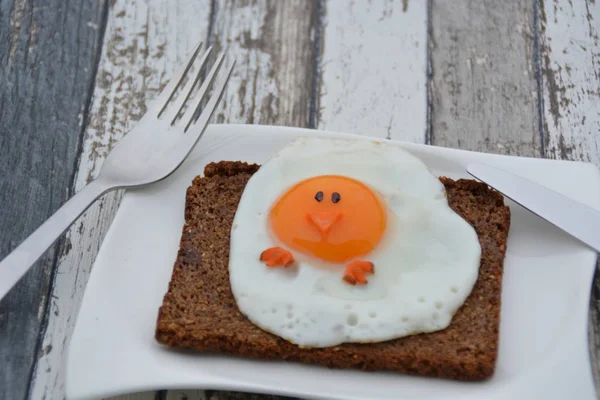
[164,46,213,125]
[184,59,235,133]
[180,52,227,131]
[155,40,203,118]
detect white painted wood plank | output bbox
[539,0,600,164]
[317,0,427,141]
[30,1,211,399]
[538,0,600,389]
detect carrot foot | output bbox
[343,260,374,285]
[260,247,295,268]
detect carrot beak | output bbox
[306,211,343,236]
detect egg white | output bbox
[228,137,481,348]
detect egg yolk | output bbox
[269,175,386,263]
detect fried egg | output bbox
[228,137,481,347]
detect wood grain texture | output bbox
[429,0,541,156]
[19,0,599,399]
[209,0,318,127]
[0,1,106,399]
[537,0,600,390]
[318,0,427,141]
[29,2,212,399]
[539,0,600,164]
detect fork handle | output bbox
[0,180,109,302]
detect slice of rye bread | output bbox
[156,161,511,381]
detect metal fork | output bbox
[0,42,234,301]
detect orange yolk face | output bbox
[269,175,386,263]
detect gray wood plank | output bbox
[208,0,319,128]
[429,0,541,156]
[0,1,107,399]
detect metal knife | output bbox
[466,163,600,253]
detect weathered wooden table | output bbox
[1,0,599,399]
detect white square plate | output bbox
[67,124,599,400]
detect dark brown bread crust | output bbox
[156,161,511,381]
[204,161,260,178]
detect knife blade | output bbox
[466,163,600,253]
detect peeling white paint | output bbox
[474,55,488,65]
[540,0,600,165]
[318,0,427,141]
[210,0,317,128]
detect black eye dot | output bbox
[332,192,341,203]
[315,191,324,202]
